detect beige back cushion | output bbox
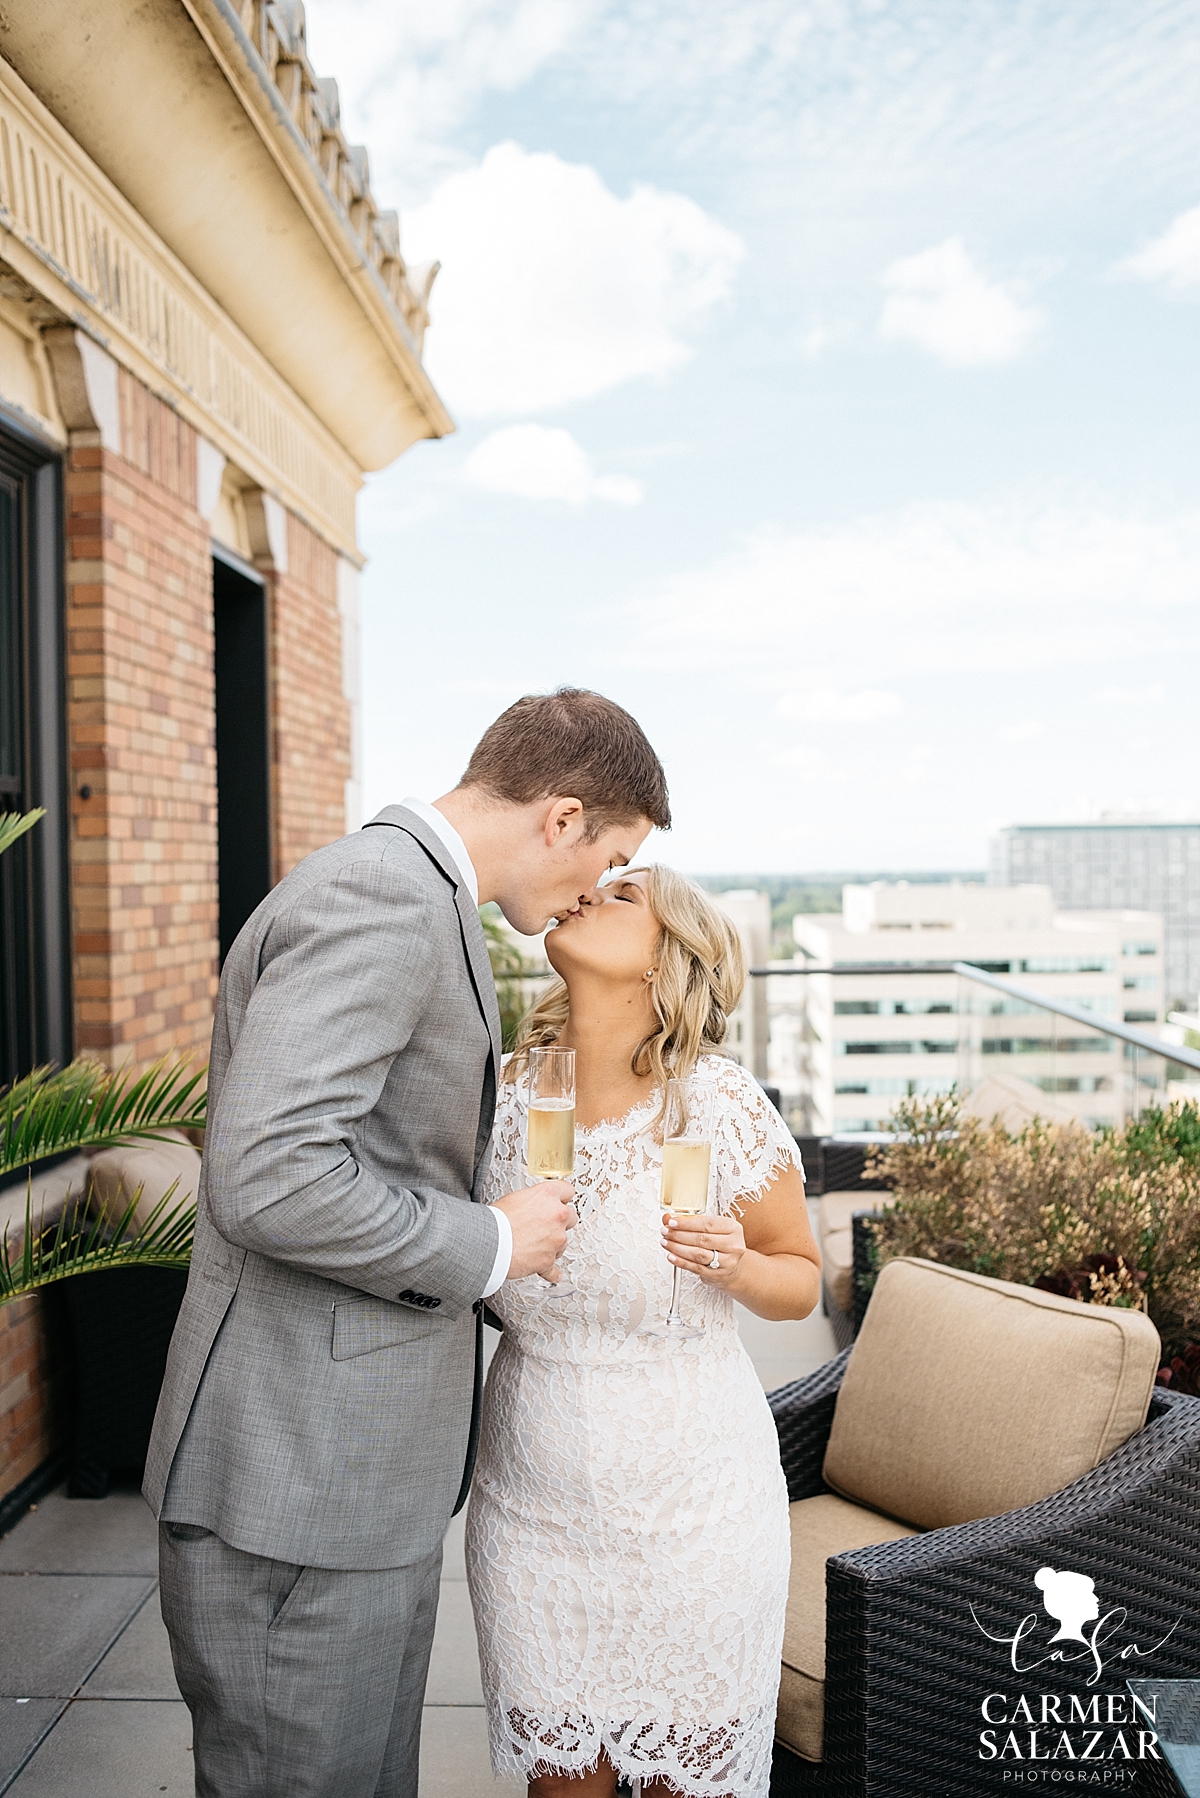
[819,1193,892,1313]
[87,1130,201,1233]
[823,1257,1160,1530]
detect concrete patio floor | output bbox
[0,1298,835,1796]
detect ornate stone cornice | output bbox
[0,0,454,472]
[214,0,439,354]
[0,55,361,553]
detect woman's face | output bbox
[546,869,661,987]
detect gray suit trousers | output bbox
[159,1523,441,1798]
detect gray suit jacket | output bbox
[143,806,502,1570]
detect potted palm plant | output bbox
[1,809,207,1499]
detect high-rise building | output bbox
[775,882,1163,1135]
[991,821,1200,1008]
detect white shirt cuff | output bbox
[481,1204,513,1298]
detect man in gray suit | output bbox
[145,688,670,1797]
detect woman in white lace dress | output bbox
[466,866,821,1798]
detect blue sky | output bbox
[303,0,1200,872]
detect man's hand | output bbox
[493,1182,576,1281]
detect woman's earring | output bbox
[645,969,657,981]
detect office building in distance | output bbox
[773,881,1163,1136]
[991,820,1200,1010]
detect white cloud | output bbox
[574,3,1200,215]
[1115,205,1200,293]
[302,0,592,195]
[404,142,744,417]
[631,501,1200,681]
[1093,683,1166,707]
[879,239,1043,366]
[608,499,1200,869]
[779,689,903,723]
[307,0,1200,224]
[461,424,643,505]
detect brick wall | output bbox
[12,371,355,1504]
[0,1296,69,1505]
[64,370,354,1063]
[65,370,219,1068]
[271,511,351,880]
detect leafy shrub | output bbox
[480,909,533,1051]
[865,1093,1200,1361]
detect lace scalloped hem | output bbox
[487,1703,776,1798]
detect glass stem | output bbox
[666,1265,685,1322]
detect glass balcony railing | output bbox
[752,958,1200,1137]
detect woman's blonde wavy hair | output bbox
[504,865,747,1100]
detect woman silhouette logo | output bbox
[1034,1567,1100,1644]
[972,1567,1178,1683]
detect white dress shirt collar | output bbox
[400,797,480,905]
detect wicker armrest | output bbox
[768,1348,851,1500]
[817,1391,1200,1792]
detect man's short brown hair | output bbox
[459,688,670,836]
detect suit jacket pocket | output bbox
[331,1296,439,1361]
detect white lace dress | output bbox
[465,1056,801,1796]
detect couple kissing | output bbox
[144,687,822,1798]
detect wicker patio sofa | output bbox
[818,1195,887,1351]
[808,1140,892,1350]
[768,1257,1200,1797]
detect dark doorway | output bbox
[0,427,70,1091]
[213,549,273,965]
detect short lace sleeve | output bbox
[705,1057,804,1213]
[482,1064,527,1206]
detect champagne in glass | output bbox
[525,1046,577,1295]
[659,1139,711,1217]
[527,1098,575,1180]
[641,1076,715,1341]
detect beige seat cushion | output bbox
[778,1494,918,1762]
[819,1193,890,1313]
[87,1130,201,1232]
[824,1257,1161,1531]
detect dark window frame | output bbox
[213,546,274,965]
[0,416,71,1088]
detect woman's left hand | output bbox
[662,1209,748,1290]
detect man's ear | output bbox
[541,796,585,846]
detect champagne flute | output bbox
[640,1077,714,1340]
[525,1045,577,1296]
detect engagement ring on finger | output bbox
[709,1250,721,1269]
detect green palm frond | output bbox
[0,1179,196,1303]
[0,809,45,858]
[1,1056,208,1182]
[0,811,204,1299]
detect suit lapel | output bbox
[451,885,504,1073]
[366,805,503,1075]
